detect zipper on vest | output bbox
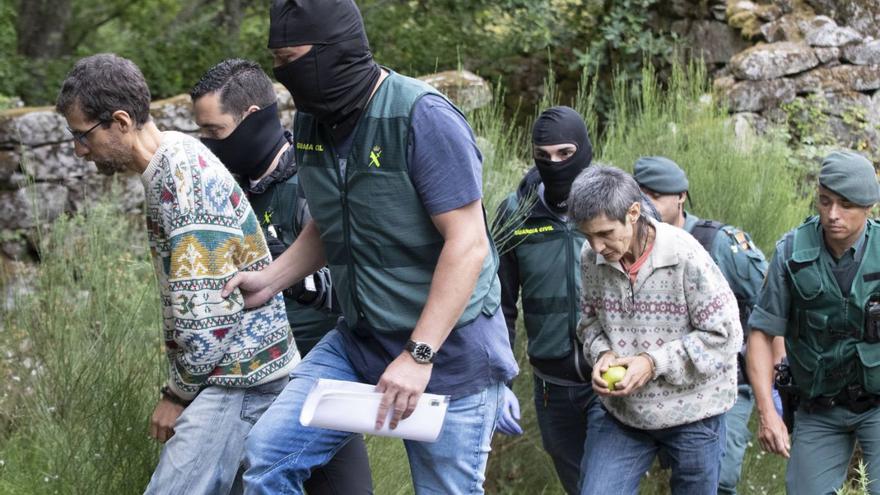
[336,154,368,325]
[564,222,578,340]
[565,222,589,382]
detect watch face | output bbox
[412,342,434,363]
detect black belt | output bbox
[802,385,880,414]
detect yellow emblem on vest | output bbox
[263,210,273,226]
[296,142,324,152]
[514,225,555,236]
[369,146,382,168]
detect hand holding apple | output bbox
[591,350,619,395]
[604,354,655,397]
[601,366,627,391]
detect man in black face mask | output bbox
[221,1,518,494]
[190,58,373,495]
[495,106,597,494]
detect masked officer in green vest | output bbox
[190,58,372,494]
[495,106,596,494]
[221,1,518,493]
[748,150,880,494]
[633,156,773,494]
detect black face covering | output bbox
[269,0,381,141]
[532,106,593,213]
[201,103,287,180]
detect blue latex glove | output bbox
[772,384,784,418]
[496,386,523,436]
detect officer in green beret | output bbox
[633,156,774,495]
[748,150,880,494]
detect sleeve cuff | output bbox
[646,347,673,378]
[748,306,788,337]
[588,338,612,366]
[166,379,198,402]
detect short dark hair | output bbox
[56,53,152,126]
[190,59,277,122]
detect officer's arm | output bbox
[745,243,791,457]
[747,330,779,423]
[747,328,790,457]
[373,200,490,429]
[409,199,489,350]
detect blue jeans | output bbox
[787,405,880,494]
[144,377,289,495]
[532,376,597,495]
[579,404,725,495]
[718,384,754,494]
[243,330,505,494]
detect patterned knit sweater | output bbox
[577,219,741,429]
[141,131,299,401]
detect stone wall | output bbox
[714,1,880,160]
[0,70,491,261]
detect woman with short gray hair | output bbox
[570,164,742,495]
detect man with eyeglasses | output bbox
[56,53,299,494]
[67,120,104,147]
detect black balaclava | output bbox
[201,103,287,180]
[269,0,381,142]
[532,106,593,214]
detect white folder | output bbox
[299,378,450,443]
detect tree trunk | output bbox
[222,0,243,39]
[16,0,73,58]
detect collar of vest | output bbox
[791,216,874,264]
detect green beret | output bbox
[633,156,689,194]
[819,150,880,206]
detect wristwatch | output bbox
[405,339,436,364]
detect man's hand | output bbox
[757,409,791,458]
[496,386,522,436]
[150,397,184,443]
[375,353,433,430]
[221,271,274,308]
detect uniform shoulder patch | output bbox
[721,226,754,253]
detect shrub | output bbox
[0,193,162,494]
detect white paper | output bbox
[300,379,450,442]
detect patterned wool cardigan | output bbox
[577,218,741,429]
[142,131,299,400]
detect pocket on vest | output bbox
[790,263,824,301]
[857,343,880,394]
[787,342,826,399]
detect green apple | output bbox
[601,365,627,391]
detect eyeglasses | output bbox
[67,120,105,146]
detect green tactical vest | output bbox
[501,193,586,362]
[247,164,339,355]
[785,216,880,399]
[294,71,501,334]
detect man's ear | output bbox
[111,110,134,132]
[679,191,688,206]
[244,105,261,118]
